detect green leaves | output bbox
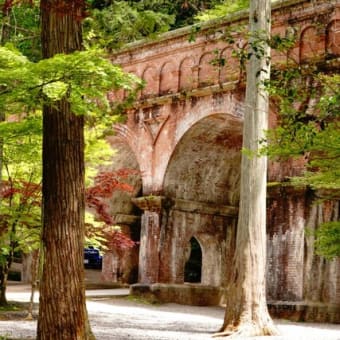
[265,72,340,190]
[0,177,42,258]
[42,81,69,101]
[0,2,41,61]
[84,1,175,49]
[195,0,249,21]
[313,222,340,260]
[0,45,143,265]
[0,47,143,118]
[0,116,42,180]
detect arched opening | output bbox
[184,237,202,283]
[164,113,242,205]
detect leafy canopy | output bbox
[0,116,42,267]
[313,222,340,260]
[0,45,143,118]
[0,44,142,261]
[195,0,249,21]
[0,1,41,61]
[86,0,225,35]
[84,1,175,50]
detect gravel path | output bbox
[1,295,340,340]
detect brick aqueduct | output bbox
[100,0,340,322]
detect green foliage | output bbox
[0,1,41,61]
[0,117,42,179]
[0,185,41,268]
[296,121,340,189]
[265,72,340,190]
[0,45,143,273]
[86,0,224,32]
[84,212,107,248]
[0,302,21,311]
[195,0,249,21]
[0,117,41,264]
[0,114,125,263]
[84,1,175,49]
[313,222,340,259]
[85,129,116,185]
[0,46,143,118]
[150,0,225,28]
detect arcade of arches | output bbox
[101,0,340,322]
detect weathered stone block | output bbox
[130,283,225,306]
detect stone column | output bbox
[132,196,165,283]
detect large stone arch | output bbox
[158,113,242,286]
[149,93,244,194]
[164,113,242,204]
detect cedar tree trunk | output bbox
[37,1,93,339]
[214,0,279,337]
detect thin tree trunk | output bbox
[37,1,93,339]
[0,265,9,306]
[214,0,278,337]
[26,249,39,320]
[0,220,17,306]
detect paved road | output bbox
[1,283,340,340]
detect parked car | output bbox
[84,246,102,269]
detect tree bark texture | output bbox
[37,1,93,339]
[215,0,278,338]
[0,223,16,306]
[0,266,9,306]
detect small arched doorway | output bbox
[184,237,202,283]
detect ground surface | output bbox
[1,271,340,340]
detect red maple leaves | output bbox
[85,168,139,251]
[85,169,136,225]
[0,168,139,251]
[0,179,41,206]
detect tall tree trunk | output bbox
[214,0,278,338]
[37,1,93,339]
